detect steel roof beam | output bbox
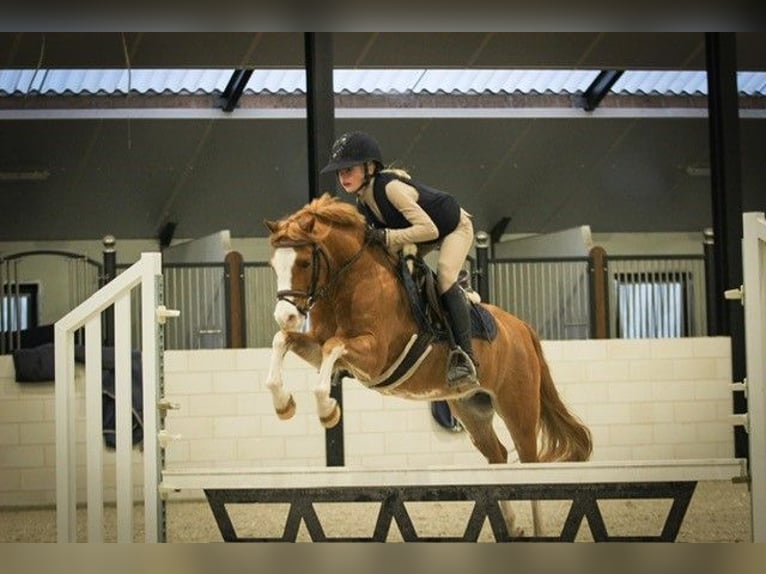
[580,69,624,111]
[220,69,253,112]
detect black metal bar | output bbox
[204,490,239,541]
[489,216,511,247]
[304,32,336,201]
[389,492,419,541]
[463,500,490,541]
[660,482,697,541]
[702,227,719,336]
[220,69,253,113]
[304,32,345,468]
[580,494,609,541]
[474,231,490,303]
[297,498,327,541]
[580,70,624,111]
[705,32,747,460]
[200,480,702,542]
[560,496,589,541]
[372,493,397,542]
[1,249,102,266]
[483,498,511,540]
[282,503,304,541]
[102,235,116,346]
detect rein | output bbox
[274,234,371,316]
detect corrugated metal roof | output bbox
[409,69,601,95]
[1,68,765,97]
[0,69,231,95]
[612,71,711,96]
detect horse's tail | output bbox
[528,326,593,462]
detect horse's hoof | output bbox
[275,395,296,420]
[320,402,341,428]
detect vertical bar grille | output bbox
[488,258,591,340]
[608,256,706,338]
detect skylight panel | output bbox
[1,68,765,97]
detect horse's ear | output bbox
[263,219,279,234]
[297,213,315,234]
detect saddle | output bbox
[367,250,497,391]
[396,252,497,342]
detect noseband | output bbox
[274,236,369,316]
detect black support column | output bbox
[102,235,116,346]
[304,33,344,467]
[305,32,337,201]
[705,32,747,458]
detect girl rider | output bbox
[321,131,479,391]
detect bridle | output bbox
[274,235,370,316]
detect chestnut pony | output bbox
[264,194,592,535]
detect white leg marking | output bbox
[500,500,521,537]
[499,500,543,538]
[266,331,293,415]
[315,344,345,420]
[531,500,544,537]
[271,247,306,332]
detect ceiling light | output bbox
[0,170,50,181]
[685,165,710,177]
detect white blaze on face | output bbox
[272,247,306,331]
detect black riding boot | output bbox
[441,283,479,391]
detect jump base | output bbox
[162,459,747,542]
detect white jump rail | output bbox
[160,459,747,491]
[55,252,164,543]
[741,212,766,542]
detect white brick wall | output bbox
[0,337,736,507]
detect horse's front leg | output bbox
[314,334,383,429]
[265,331,296,419]
[314,343,344,428]
[266,330,322,420]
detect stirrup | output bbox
[446,347,479,388]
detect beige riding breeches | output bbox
[419,209,474,294]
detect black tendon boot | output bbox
[441,283,480,391]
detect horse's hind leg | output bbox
[448,395,528,538]
[492,386,545,537]
[448,395,508,464]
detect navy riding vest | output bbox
[358,172,461,241]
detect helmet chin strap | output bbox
[350,162,375,194]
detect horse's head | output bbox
[265,194,366,331]
[264,217,317,332]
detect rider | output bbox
[321,131,479,390]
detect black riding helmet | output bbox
[320,131,384,174]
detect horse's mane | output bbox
[270,193,366,245]
[303,193,365,228]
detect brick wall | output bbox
[0,337,735,507]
